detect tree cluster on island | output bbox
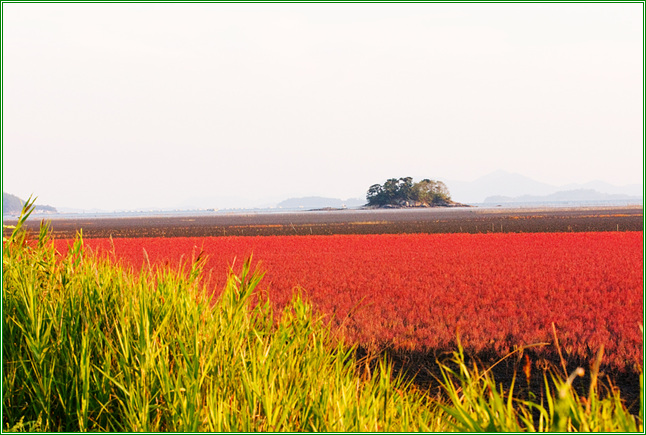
[366,177,462,208]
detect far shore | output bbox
[3,201,643,220]
[3,205,642,239]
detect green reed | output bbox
[2,199,642,431]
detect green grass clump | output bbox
[436,341,643,432]
[2,198,643,432]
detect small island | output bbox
[364,177,469,208]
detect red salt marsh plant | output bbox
[57,231,644,371]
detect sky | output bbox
[2,2,643,210]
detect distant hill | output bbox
[277,196,364,209]
[484,189,643,204]
[3,192,23,215]
[3,192,58,215]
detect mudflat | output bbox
[6,205,643,238]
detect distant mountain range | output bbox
[447,170,643,204]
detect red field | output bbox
[55,231,643,370]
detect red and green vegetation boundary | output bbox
[57,231,643,372]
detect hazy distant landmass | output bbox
[277,196,365,209]
[448,170,642,204]
[3,192,58,215]
[484,189,643,204]
[4,171,642,214]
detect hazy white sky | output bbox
[2,2,643,210]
